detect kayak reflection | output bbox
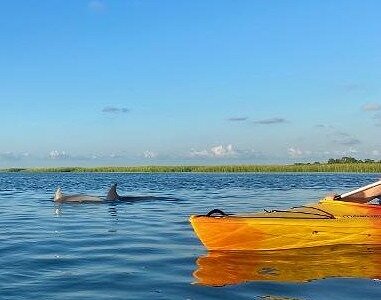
[193,244,381,286]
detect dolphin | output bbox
[54,187,103,203]
[106,183,138,201]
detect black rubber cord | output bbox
[206,209,228,217]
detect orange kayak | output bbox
[190,180,381,251]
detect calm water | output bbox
[1,172,381,300]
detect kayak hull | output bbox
[190,200,381,251]
[190,216,381,251]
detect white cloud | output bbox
[0,152,30,161]
[288,147,303,157]
[210,144,236,157]
[371,150,380,156]
[144,150,157,159]
[49,150,70,160]
[189,149,210,157]
[189,144,236,158]
[362,103,381,112]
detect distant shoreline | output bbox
[1,163,381,173]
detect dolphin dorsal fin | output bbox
[106,183,118,200]
[54,187,64,201]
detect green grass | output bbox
[2,163,381,173]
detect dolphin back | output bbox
[54,187,103,203]
[62,195,103,202]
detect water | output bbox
[0,172,381,299]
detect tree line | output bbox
[326,156,380,164]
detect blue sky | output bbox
[1,0,381,167]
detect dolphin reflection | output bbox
[193,244,381,286]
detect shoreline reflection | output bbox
[194,244,381,286]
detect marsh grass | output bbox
[2,163,381,173]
